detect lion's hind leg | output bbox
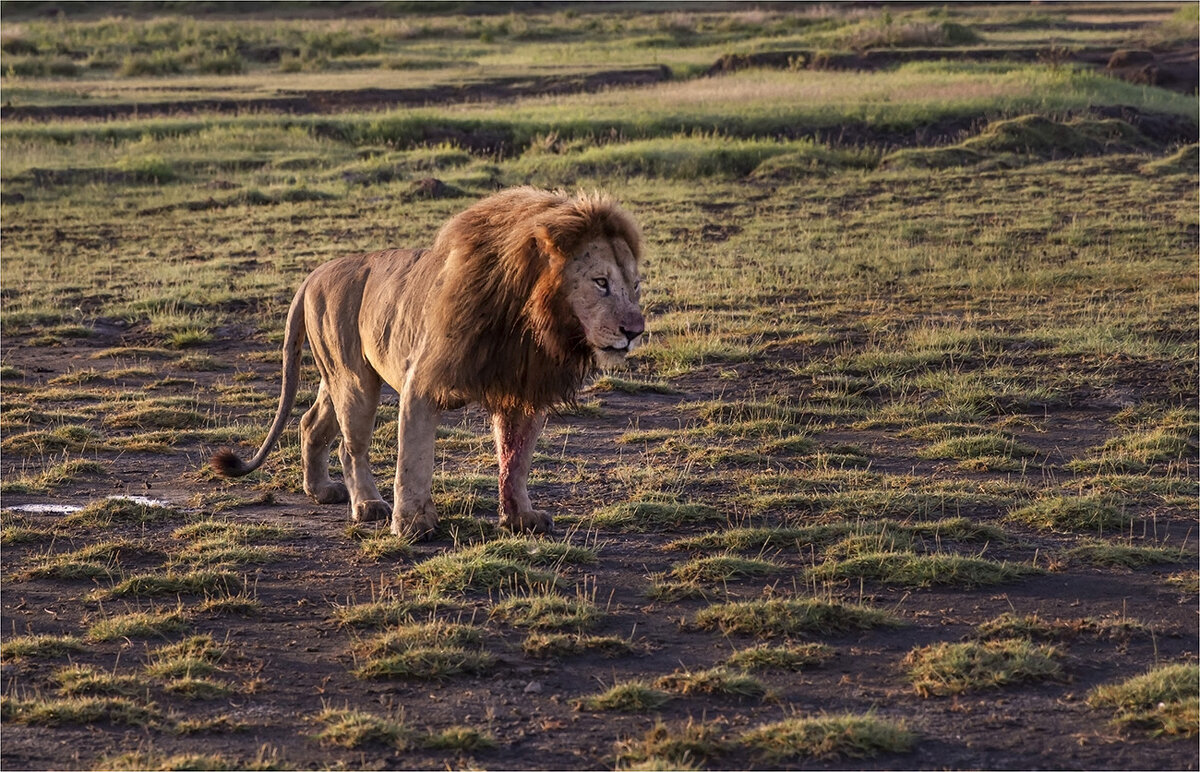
[327,375,391,524]
[300,383,348,505]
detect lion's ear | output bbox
[534,209,590,264]
[533,224,568,264]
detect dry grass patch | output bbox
[694,597,897,638]
[724,642,833,671]
[591,499,723,532]
[144,635,226,680]
[53,664,143,697]
[905,638,1062,697]
[742,713,914,761]
[521,632,634,658]
[2,694,162,727]
[1005,495,1131,532]
[355,645,494,680]
[99,569,244,599]
[65,497,183,527]
[809,552,1042,588]
[669,553,785,584]
[614,719,727,769]
[576,681,672,712]
[1088,663,1199,737]
[423,725,497,751]
[86,607,188,641]
[332,595,448,628]
[313,706,410,749]
[1062,540,1187,569]
[1,634,85,661]
[655,667,770,700]
[15,540,151,581]
[0,458,106,494]
[491,592,599,630]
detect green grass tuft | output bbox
[742,713,915,761]
[655,667,770,699]
[905,638,1062,696]
[576,681,672,712]
[313,707,410,749]
[725,643,833,672]
[694,597,897,637]
[1005,495,1131,532]
[809,552,1041,588]
[1088,663,1199,737]
[87,608,188,641]
[591,499,722,531]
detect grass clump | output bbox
[1005,495,1131,533]
[614,719,727,769]
[742,713,914,761]
[694,597,896,638]
[353,621,483,658]
[410,553,558,594]
[87,608,188,641]
[355,646,494,680]
[65,497,182,527]
[655,667,769,700]
[15,540,143,581]
[0,458,106,494]
[1063,541,1186,569]
[725,643,833,672]
[669,553,785,584]
[591,499,722,531]
[350,615,492,681]
[3,695,161,727]
[423,725,497,751]
[809,552,1041,588]
[491,592,599,630]
[590,375,679,395]
[1088,663,1199,737]
[53,664,143,697]
[905,638,1062,697]
[144,635,225,679]
[919,433,1036,460]
[410,536,593,593]
[164,676,233,699]
[100,569,244,599]
[332,595,447,628]
[521,632,634,658]
[576,681,672,712]
[313,707,410,749]
[1,634,84,661]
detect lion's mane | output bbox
[414,186,643,413]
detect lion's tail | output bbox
[211,283,308,478]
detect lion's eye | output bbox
[593,278,610,295]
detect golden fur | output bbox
[213,186,644,537]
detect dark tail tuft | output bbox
[211,448,250,477]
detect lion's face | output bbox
[562,236,644,369]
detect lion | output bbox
[211,186,644,538]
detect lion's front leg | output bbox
[492,409,550,534]
[392,373,440,539]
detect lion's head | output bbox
[419,187,645,412]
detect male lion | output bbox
[212,187,644,538]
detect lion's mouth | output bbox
[599,341,630,355]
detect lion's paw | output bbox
[310,482,349,505]
[500,510,554,535]
[352,499,392,523]
[392,502,439,541]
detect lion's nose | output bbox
[620,324,643,343]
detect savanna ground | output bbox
[1,2,1198,769]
